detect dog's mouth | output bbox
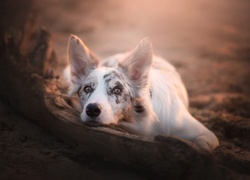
[83,119,118,129]
[83,118,102,126]
[84,121,103,127]
[83,119,129,133]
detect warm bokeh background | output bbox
[0,0,249,179]
[37,0,250,95]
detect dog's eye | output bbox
[112,88,122,95]
[83,86,92,93]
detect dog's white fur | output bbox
[64,35,219,152]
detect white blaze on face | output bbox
[79,68,113,124]
[78,67,133,124]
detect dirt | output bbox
[0,0,250,179]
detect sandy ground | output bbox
[0,0,250,179]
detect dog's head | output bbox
[67,35,153,125]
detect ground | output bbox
[0,0,250,179]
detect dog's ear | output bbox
[67,35,99,84]
[119,38,153,88]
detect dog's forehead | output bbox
[103,70,123,82]
[87,68,121,83]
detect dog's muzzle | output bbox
[86,103,102,118]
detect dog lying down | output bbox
[64,35,219,152]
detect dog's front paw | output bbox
[194,136,212,152]
[193,134,219,152]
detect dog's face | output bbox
[67,35,153,124]
[77,68,134,124]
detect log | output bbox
[0,20,222,179]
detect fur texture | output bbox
[64,35,219,152]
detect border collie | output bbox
[64,35,219,152]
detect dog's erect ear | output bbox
[68,35,99,84]
[119,38,153,88]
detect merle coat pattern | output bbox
[65,35,219,152]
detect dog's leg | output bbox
[170,104,219,152]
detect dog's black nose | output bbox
[86,103,102,118]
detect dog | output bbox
[64,35,219,152]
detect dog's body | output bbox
[65,35,219,151]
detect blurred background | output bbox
[0,0,250,179]
[36,0,250,58]
[2,0,249,94]
[39,0,250,65]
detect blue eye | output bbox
[112,88,122,95]
[84,86,92,93]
